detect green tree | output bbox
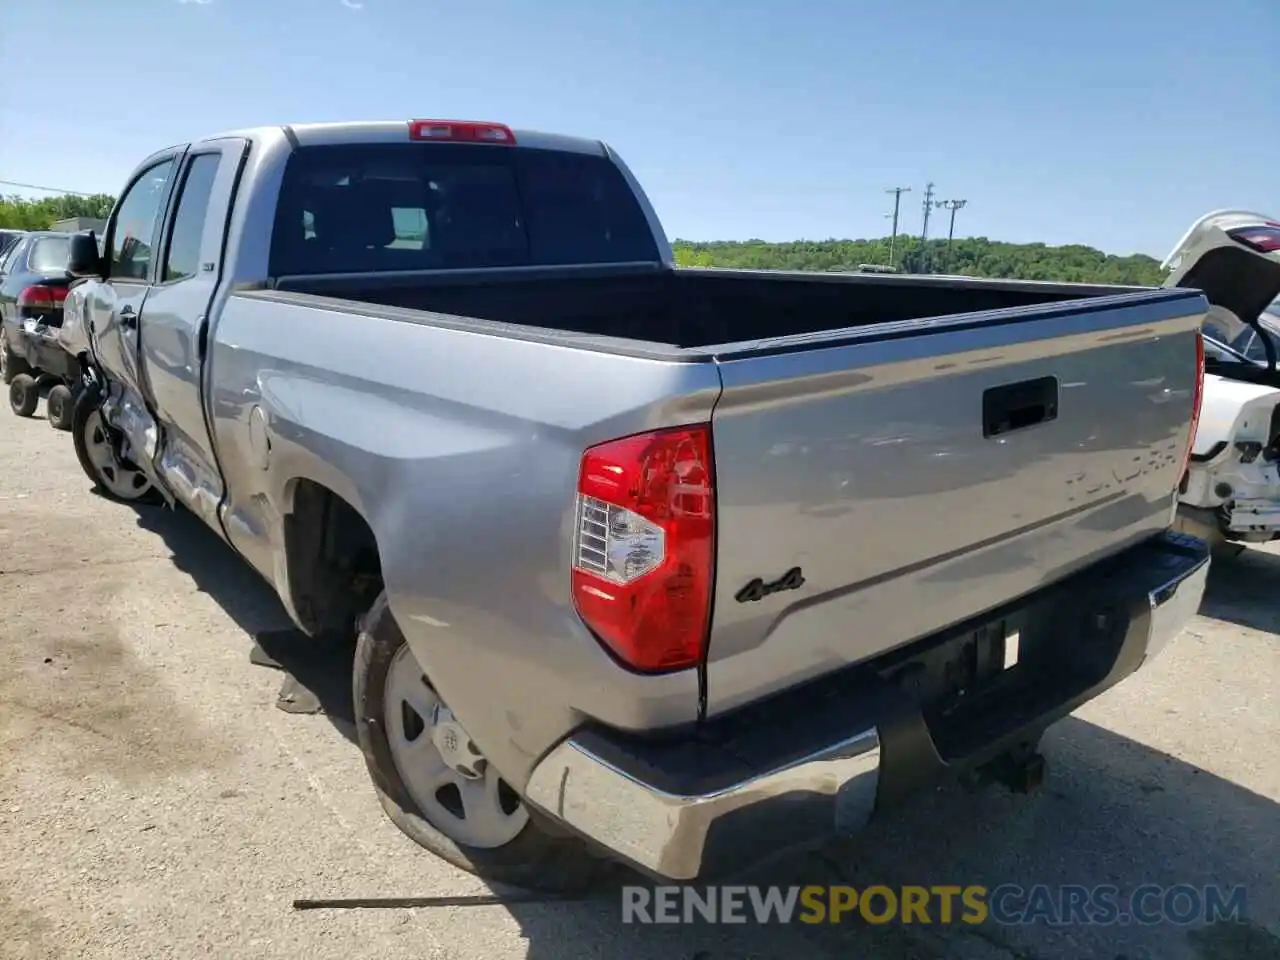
[0,193,116,231]
[671,236,1166,285]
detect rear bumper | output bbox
[524,531,1209,882]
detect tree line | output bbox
[673,236,1167,285]
[0,193,1166,286]
[0,193,115,231]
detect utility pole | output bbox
[917,182,936,273]
[935,199,968,272]
[884,186,912,268]
[920,182,936,241]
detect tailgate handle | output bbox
[983,376,1058,438]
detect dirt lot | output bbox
[0,405,1277,960]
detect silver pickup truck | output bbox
[60,119,1211,891]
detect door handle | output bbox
[119,306,138,330]
[983,376,1059,438]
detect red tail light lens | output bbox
[1228,226,1280,254]
[571,425,716,672]
[408,119,516,144]
[1178,331,1206,486]
[17,284,68,315]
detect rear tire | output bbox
[353,591,614,893]
[46,384,73,431]
[70,382,162,504]
[8,374,38,417]
[0,338,32,385]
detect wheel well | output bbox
[284,479,384,636]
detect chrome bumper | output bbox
[525,725,880,882]
[525,531,1208,883]
[1141,532,1210,665]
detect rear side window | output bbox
[268,142,659,276]
[28,237,71,274]
[163,153,223,283]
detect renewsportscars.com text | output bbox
[621,884,1248,927]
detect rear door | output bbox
[137,139,248,529]
[702,291,1207,715]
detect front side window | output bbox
[163,153,222,283]
[109,159,176,281]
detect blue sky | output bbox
[1,0,1275,256]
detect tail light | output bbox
[1177,331,1206,487]
[1228,225,1280,254]
[17,284,68,317]
[408,119,516,144]
[571,425,716,672]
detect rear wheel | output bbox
[46,384,73,431]
[0,337,32,385]
[70,383,161,503]
[8,374,38,417]
[353,591,612,892]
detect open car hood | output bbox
[1162,210,1280,330]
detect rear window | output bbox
[28,237,71,274]
[268,142,660,276]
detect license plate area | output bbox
[878,616,1024,725]
[873,585,1130,761]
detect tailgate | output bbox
[703,289,1206,715]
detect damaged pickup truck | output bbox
[1163,211,1280,554]
[60,118,1210,890]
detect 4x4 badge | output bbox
[735,567,806,603]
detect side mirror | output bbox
[67,231,104,278]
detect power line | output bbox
[883,186,912,268]
[0,178,100,197]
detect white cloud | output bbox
[176,0,214,5]
[340,0,364,8]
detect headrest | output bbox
[307,182,407,250]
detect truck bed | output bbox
[242,266,1206,717]
[272,265,1147,349]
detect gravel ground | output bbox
[0,403,1277,960]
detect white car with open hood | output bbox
[1163,210,1280,554]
